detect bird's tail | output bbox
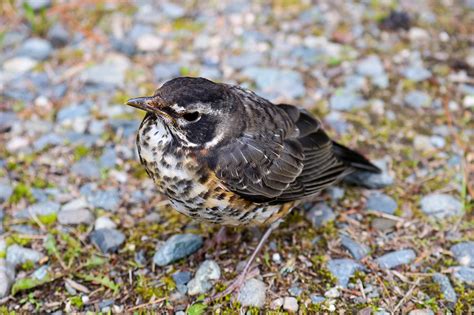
[332,141,381,174]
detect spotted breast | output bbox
[137,113,287,226]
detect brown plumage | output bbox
[126,76,380,299]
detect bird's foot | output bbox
[204,266,259,304]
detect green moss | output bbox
[9,234,34,247]
[37,212,57,226]
[74,145,91,160]
[20,260,35,271]
[172,18,204,32]
[9,183,34,204]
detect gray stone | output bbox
[19,38,53,61]
[72,158,100,180]
[6,244,45,267]
[283,296,299,312]
[187,260,221,295]
[10,224,40,235]
[2,57,38,75]
[327,259,363,288]
[324,111,349,133]
[56,103,90,122]
[404,90,431,108]
[90,228,125,253]
[172,271,192,285]
[340,235,369,260]
[0,260,15,298]
[327,186,345,201]
[365,193,397,215]
[330,89,365,111]
[356,55,385,78]
[288,285,303,297]
[375,249,416,269]
[236,278,266,308]
[306,202,335,227]
[242,67,305,99]
[0,181,13,202]
[160,2,185,19]
[451,242,474,267]
[95,216,117,230]
[81,54,130,87]
[227,52,262,69]
[16,201,60,219]
[452,266,474,285]
[402,66,431,82]
[372,218,397,232]
[47,23,69,47]
[408,310,434,315]
[310,294,325,304]
[33,265,49,280]
[61,198,89,212]
[99,147,117,169]
[88,189,121,211]
[25,0,51,11]
[58,209,94,225]
[430,135,445,148]
[420,194,463,219]
[344,159,394,189]
[432,273,457,303]
[153,234,203,266]
[153,63,181,82]
[33,133,63,151]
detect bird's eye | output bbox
[182,111,201,122]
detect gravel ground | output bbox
[0,0,473,313]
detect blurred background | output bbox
[0,0,473,313]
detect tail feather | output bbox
[332,141,381,174]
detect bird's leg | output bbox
[205,220,282,303]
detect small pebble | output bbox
[365,193,397,215]
[0,260,15,298]
[58,209,94,225]
[172,271,192,286]
[95,216,117,230]
[327,259,363,288]
[288,285,303,297]
[408,310,434,315]
[310,294,325,304]
[375,249,416,269]
[6,244,45,267]
[452,266,474,285]
[19,38,53,60]
[90,228,125,253]
[306,202,335,227]
[187,260,221,295]
[283,296,299,312]
[270,297,283,310]
[340,235,369,260]
[432,273,457,303]
[236,278,266,308]
[420,194,463,219]
[324,287,340,298]
[450,242,474,267]
[404,90,431,108]
[153,234,203,266]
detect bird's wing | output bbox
[210,104,305,203]
[273,106,349,203]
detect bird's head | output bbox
[126,77,242,149]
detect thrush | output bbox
[126,77,380,301]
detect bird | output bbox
[126,76,380,301]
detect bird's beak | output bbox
[126,96,176,123]
[125,96,157,113]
